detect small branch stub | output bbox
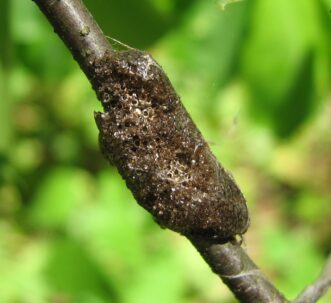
[93,50,249,242]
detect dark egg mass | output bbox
[92,50,249,242]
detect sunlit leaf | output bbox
[28,168,94,229]
[45,238,114,301]
[218,0,245,11]
[241,0,330,138]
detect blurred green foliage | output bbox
[0,0,331,302]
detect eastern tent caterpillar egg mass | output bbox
[92,50,249,242]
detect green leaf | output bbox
[123,254,184,303]
[241,0,330,138]
[74,171,148,272]
[160,0,250,115]
[274,50,315,137]
[0,226,50,303]
[84,0,196,49]
[28,167,94,229]
[218,0,245,11]
[11,0,74,82]
[261,227,324,299]
[45,238,114,301]
[294,190,329,224]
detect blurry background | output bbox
[0,0,331,302]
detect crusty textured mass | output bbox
[92,50,249,242]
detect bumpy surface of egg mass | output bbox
[93,50,249,242]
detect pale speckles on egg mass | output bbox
[92,50,249,242]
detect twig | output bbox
[32,0,112,78]
[294,254,331,303]
[190,239,289,303]
[31,1,331,302]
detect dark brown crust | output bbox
[92,50,249,242]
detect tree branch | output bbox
[294,254,331,303]
[31,1,331,302]
[190,239,289,302]
[32,0,112,78]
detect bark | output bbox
[32,0,112,78]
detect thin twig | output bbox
[32,0,112,78]
[190,239,289,303]
[294,254,331,303]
